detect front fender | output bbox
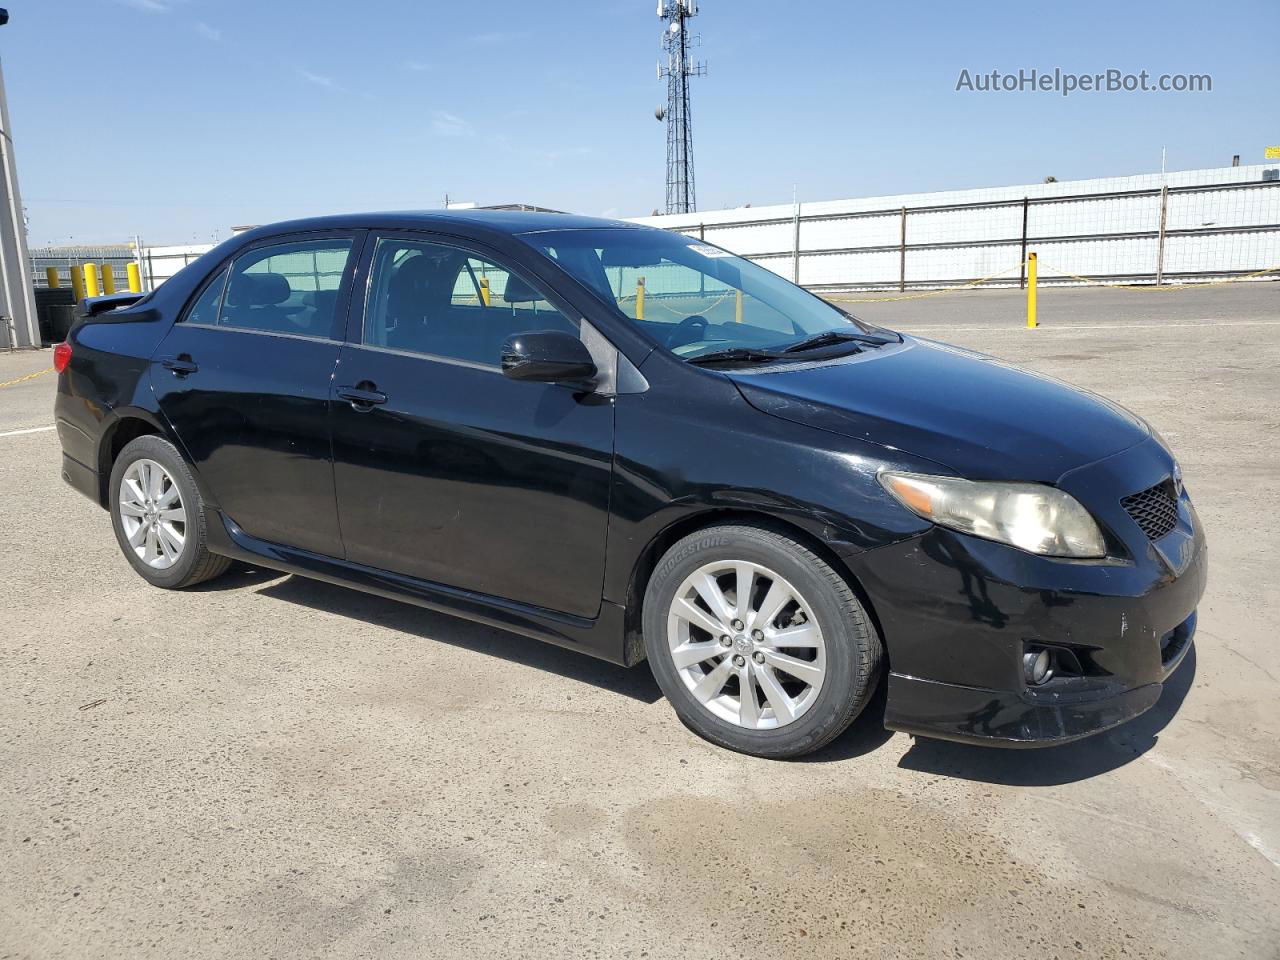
[603,369,935,608]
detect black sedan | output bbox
[53,211,1206,758]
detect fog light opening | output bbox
[1023,647,1054,686]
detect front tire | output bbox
[108,435,231,589]
[644,525,882,759]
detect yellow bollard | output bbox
[84,263,101,298]
[479,276,490,306]
[70,264,85,302]
[1026,252,1038,329]
[635,276,645,321]
[101,263,116,295]
[735,288,743,323]
[45,266,60,288]
[127,262,142,294]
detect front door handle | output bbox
[336,383,388,411]
[161,356,198,376]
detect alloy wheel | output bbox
[118,459,187,570]
[665,560,826,730]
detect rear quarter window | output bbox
[183,266,229,327]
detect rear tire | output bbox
[108,435,231,589]
[644,524,882,759]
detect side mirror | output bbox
[500,330,598,384]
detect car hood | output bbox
[727,337,1150,483]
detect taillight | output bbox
[53,342,72,373]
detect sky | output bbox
[3,0,1277,246]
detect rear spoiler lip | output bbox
[79,293,147,317]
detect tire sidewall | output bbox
[643,527,869,757]
[108,435,208,589]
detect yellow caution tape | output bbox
[616,288,736,318]
[1036,262,1280,291]
[825,264,1023,303]
[650,289,736,317]
[0,367,54,389]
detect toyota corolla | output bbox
[53,211,1206,758]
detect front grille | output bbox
[1121,481,1179,541]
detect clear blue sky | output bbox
[4,0,1276,245]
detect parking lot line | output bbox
[0,367,53,389]
[0,425,55,438]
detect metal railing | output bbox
[666,178,1280,291]
[30,246,214,294]
[30,246,136,289]
[139,248,211,289]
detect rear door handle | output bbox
[336,384,388,411]
[161,356,198,375]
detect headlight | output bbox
[879,471,1107,558]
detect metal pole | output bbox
[1026,252,1038,328]
[698,227,706,296]
[792,196,801,284]
[1018,197,1029,289]
[898,206,907,292]
[0,57,38,348]
[133,234,147,292]
[1155,185,1168,286]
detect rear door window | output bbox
[212,239,353,338]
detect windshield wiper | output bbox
[686,347,784,366]
[781,329,894,354]
[835,312,905,343]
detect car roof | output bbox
[233,209,655,244]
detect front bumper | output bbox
[846,438,1208,747]
[882,611,1196,747]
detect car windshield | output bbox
[520,227,891,360]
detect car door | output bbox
[328,233,615,619]
[151,233,360,557]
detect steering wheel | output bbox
[666,314,709,350]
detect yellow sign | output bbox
[1266,146,1280,160]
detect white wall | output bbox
[141,242,215,287]
[631,164,1280,288]
[136,164,1280,292]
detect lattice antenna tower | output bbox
[655,0,706,214]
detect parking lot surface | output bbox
[1,284,1278,959]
